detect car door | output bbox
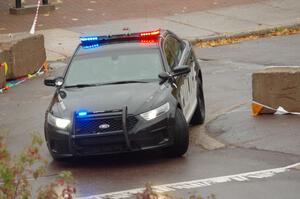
[181,46,198,122]
[163,35,197,122]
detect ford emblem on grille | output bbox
[99,124,110,129]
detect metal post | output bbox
[16,0,22,8]
[42,0,48,5]
[122,106,132,150]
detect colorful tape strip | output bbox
[252,101,300,116]
[0,61,47,94]
[30,0,41,34]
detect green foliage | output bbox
[0,133,76,199]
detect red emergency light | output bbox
[140,39,159,43]
[139,29,160,37]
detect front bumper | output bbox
[44,112,175,158]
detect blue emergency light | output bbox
[80,36,102,49]
[80,36,100,42]
[82,44,100,49]
[77,111,88,117]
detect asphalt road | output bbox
[0,34,299,198]
[195,34,300,156]
[196,33,300,66]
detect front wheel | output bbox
[190,83,205,125]
[166,108,189,157]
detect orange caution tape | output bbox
[251,101,286,116]
[42,61,49,73]
[252,102,263,116]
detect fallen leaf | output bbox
[197,27,300,48]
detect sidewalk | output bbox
[1,0,300,61]
[0,0,265,33]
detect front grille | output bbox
[75,115,138,135]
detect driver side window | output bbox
[163,36,184,70]
[163,40,176,69]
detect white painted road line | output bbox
[77,162,300,199]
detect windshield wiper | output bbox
[65,80,148,88]
[101,80,149,85]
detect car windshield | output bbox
[64,47,163,87]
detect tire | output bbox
[190,82,205,125]
[166,108,189,157]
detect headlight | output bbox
[47,113,71,129]
[140,102,170,121]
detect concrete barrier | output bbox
[252,67,300,112]
[0,33,46,80]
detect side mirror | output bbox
[173,65,191,76]
[158,72,171,85]
[44,77,64,87]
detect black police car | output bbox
[44,29,205,160]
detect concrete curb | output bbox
[190,23,300,45]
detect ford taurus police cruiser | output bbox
[44,29,205,160]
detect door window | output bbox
[163,36,184,69]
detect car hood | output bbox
[49,82,170,118]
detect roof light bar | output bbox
[80,29,161,48]
[139,29,160,37]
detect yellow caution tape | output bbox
[1,62,8,77]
